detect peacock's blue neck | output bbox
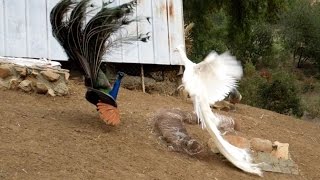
[108,72,125,100]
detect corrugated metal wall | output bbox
[0,0,185,65]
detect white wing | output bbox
[185,51,243,105]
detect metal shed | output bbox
[0,0,185,65]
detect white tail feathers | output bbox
[176,45,262,176]
[197,99,263,176]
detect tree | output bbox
[183,0,288,63]
[279,0,320,68]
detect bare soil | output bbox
[1,79,320,180]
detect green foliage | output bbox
[243,60,256,77]
[258,71,304,117]
[182,0,319,119]
[229,22,274,65]
[183,2,228,62]
[302,94,320,119]
[239,64,304,117]
[183,0,287,64]
[278,0,320,68]
[238,62,268,107]
[238,76,268,108]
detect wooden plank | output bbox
[0,0,5,55]
[137,0,154,64]
[5,0,27,57]
[46,0,68,60]
[151,0,170,65]
[26,0,48,58]
[167,0,184,65]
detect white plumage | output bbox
[175,45,262,176]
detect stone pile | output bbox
[0,62,69,96]
[207,134,298,174]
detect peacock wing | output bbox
[192,51,243,105]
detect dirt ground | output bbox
[1,79,320,180]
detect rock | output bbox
[224,134,250,149]
[154,81,177,95]
[271,141,289,160]
[216,113,238,134]
[250,138,273,152]
[31,70,39,77]
[14,66,27,77]
[18,80,32,92]
[47,88,56,96]
[122,76,157,91]
[41,70,60,82]
[163,70,178,81]
[25,77,38,91]
[35,83,48,94]
[149,71,164,81]
[0,64,12,79]
[207,138,220,154]
[64,72,70,81]
[254,152,299,175]
[53,83,68,96]
[9,78,21,90]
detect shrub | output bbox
[238,62,268,107]
[239,66,304,117]
[258,72,304,117]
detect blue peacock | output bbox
[50,0,150,125]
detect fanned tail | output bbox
[97,102,120,126]
[50,0,150,88]
[196,97,262,176]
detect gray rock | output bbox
[41,70,60,82]
[35,82,48,94]
[18,80,32,92]
[47,88,56,96]
[9,78,21,90]
[53,82,68,96]
[64,72,70,81]
[149,71,164,81]
[121,76,156,90]
[31,70,39,77]
[14,66,27,77]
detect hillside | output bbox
[0,79,320,180]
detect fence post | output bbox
[141,64,146,93]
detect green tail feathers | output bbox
[96,69,112,93]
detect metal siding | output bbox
[5,0,27,57]
[137,0,155,64]
[46,0,68,60]
[167,0,184,65]
[102,0,124,63]
[27,0,48,58]
[0,0,5,55]
[0,0,184,65]
[151,0,170,65]
[120,0,139,63]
